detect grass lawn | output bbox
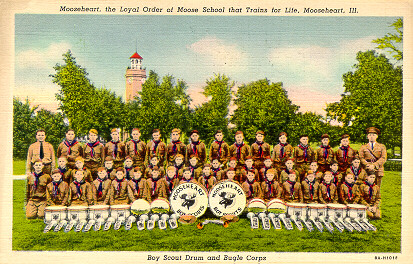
[12,171,401,252]
[13,159,26,175]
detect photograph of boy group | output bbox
[25,126,385,221]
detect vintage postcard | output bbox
[1,0,412,263]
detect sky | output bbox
[14,15,400,115]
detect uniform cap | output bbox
[366,127,380,135]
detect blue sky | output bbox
[14,15,400,114]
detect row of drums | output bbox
[246,198,376,233]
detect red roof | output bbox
[130,52,143,59]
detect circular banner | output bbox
[170,182,208,218]
[208,180,246,217]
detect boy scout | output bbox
[127,167,151,202]
[339,173,360,205]
[26,160,51,219]
[259,157,276,183]
[225,157,241,182]
[242,170,263,201]
[57,156,72,184]
[186,155,203,180]
[147,166,168,200]
[83,129,105,179]
[104,156,117,180]
[145,156,165,179]
[251,130,271,171]
[359,127,387,187]
[224,168,239,184]
[316,134,334,173]
[108,168,129,205]
[335,134,357,173]
[172,154,185,180]
[271,132,294,171]
[301,171,319,204]
[308,161,324,183]
[186,130,207,167]
[294,134,316,183]
[125,128,146,170]
[69,170,94,206]
[329,161,343,187]
[198,164,217,192]
[180,168,198,184]
[165,166,180,195]
[209,130,230,166]
[72,157,93,182]
[280,159,299,183]
[26,129,55,175]
[318,171,338,204]
[145,129,167,167]
[166,128,186,167]
[46,169,70,206]
[261,168,282,201]
[211,159,224,181]
[229,131,251,170]
[282,172,303,203]
[92,168,111,205]
[359,174,381,219]
[123,156,134,180]
[346,157,367,186]
[57,129,83,170]
[240,156,259,182]
[105,128,126,169]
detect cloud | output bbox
[337,35,377,65]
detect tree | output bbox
[231,79,299,144]
[192,74,233,144]
[326,50,402,151]
[13,98,38,159]
[372,18,403,62]
[35,109,67,151]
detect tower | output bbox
[125,51,147,102]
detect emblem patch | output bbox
[208,180,246,217]
[170,182,208,217]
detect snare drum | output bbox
[67,206,88,221]
[131,199,151,216]
[110,204,131,220]
[327,203,347,219]
[267,199,286,214]
[44,206,67,223]
[151,198,170,214]
[286,203,307,218]
[347,204,367,219]
[307,203,327,219]
[246,199,267,214]
[88,205,110,220]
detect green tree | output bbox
[192,74,233,144]
[372,18,403,62]
[13,98,38,159]
[231,79,299,144]
[326,50,402,151]
[35,109,68,151]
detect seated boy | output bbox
[211,158,224,181]
[222,168,239,184]
[46,169,70,206]
[301,170,319,204]
[282,171,303,203]
[240,156,259,182]
[57,156,72,184]
[318,171,338,204]
[241,170,263,201]
[261,168,282,201]
[359,174,381,219]
[346,157,367,186]
[259,156,277,183]
[165,166,180,195]
[329,161,343,187]
[127,167,151,202]
[109,168,129,205]
[173,154,185,179]
[308,161,324,183]
[225,157,241,182]
[147,166,168,200]
[179,168,198,184]
[26,160,52,219]
[123,156,134,180]
[186,155,202,180]
[72,157,93,182]
[339,173,360,205]
[145,156,165,179]
[104,156,117,180]
[92,167,111,205]
[280,158,299,183]
[69,170,93,206]
[198,164,217,192]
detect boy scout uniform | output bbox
[241,180,263,200]
[346,166,368,186]
[261,180,283,201]
[229,142,251,170]
[26,141,55,175]
[211,167,224,181]
[127,178,151,203]
[68,181,94,206]
[92,178,112,205]
[282,181,303,203]
[125,139,147,169]
[71,168,93,183]
[147,177,169,201]
[339,182,360,205]
[316,146,335,173]
[272,143,294,171]
[145,165,165,179]
[186,165,202,181]
[251,141,271,171]
[210,140,230,166]
[145,140,166,167]
[105,140,126,169]
[46,180,70,206]
[330,171,343,187]
[83,142,105,179]
[318,182,338,204]
[279,169,300,183]
[336,145,358,174]
[58,167,73,184]
[57,140,84,169]
[173,163,185,180]
[293,145,316,182]
[166,141,186,167]
[240,166,259,182]
[359,181,381,219]
[198,175,217,192]
[106,168,117,181]
[109,179,129,205]
[301,179,319,204]
[26,172,51,219]
[165,177,181,196]
[259,166,278,183]
[186,141,207,167]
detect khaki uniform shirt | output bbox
[26,141,55,173]
[46,181,70,206]
[359,142,387,176]
[186,142,207,167]
[57,141,83,163]
[209,141,230,166]
[92,178,112,205]
[145,140,166,166]
[125,140,147,164]
[318,182,338,204]
[26,173,51,201]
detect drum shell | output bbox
[67,206,88,221]
[286,203,306,218]
[44,206,67,223]
[110,205,131,220]
[307,203,327,219]
[327,204,347,219]
[88,205,110,220]
[347,204,367,219]
[267,199,286,214]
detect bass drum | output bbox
[170,182,208,218]
[130,199,151,216]
[208,180,247,217]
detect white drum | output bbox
[151,198,170,214]
[327,203,347,219]
[110,204,131,220]
[286,203,307,218]
[246,199,267,214]
[67,206,88,222]
[307,203,327,219]
[267,199,286,214]
[171,182,209,218]
[131,199,151,216]
[44,206,67,223]
[347,204,367,219]
[88,205,110,221]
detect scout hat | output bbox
[366,127,380,135]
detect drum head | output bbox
[111,204,131,210]
[151,198,171,214]
[89,205,110,210]
[45,206,66,211]
[67,206,88,211]
[247,199,267,213]
[327,203,347,209]
[286,202,306,208]
[131,199,151,215]
[267,199,286,214]
[308,203,327,209]
[208,180,247,217]
[347,204,367,210]
[170,182,208,218]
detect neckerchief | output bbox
[191,141,200,156]
[351,166,361,180]
[322,181,332,200]
[58,167,67,175]
[263,166,270,178]
[52,179,62,197]
[64,140,78,155]
[152,140,160,155]
[332,171,339,186]
[174,163,184,178]
[106,168,113,175]
[87,141,100,158]
[132,139,140,155]
[183,177,193,183]
[33,172,43,190]
[243,165,254,172]
[211,167,221,177]
[148,164,154,170]
[298,144,309,162]
[203,174,211,190]
[255,141,264,158]
[321,145,331,160]
[264,178,274,197]
[97,177,105,197]
[306,179,315,200]
[365,181,375,200]
[246,179,255,197]
[132,178,141,196]
[287,180,296,199]
[215,140,223,157]
[171,140,181,154]
[73,180,84,198]
[125,167,133,180]
[166,177,174,192]
[235,142,245,160]
[279,142,288,158]
[190,165,197,177]
[39,141,44,159]
[340,145,349,163]
[115,178,125,195]
[344,181,354,200]
[151,178,159,196]
[111,140,120,158]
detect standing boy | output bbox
[316,134,334,173]
[186,130,207,167]
[166,128,186,167]
[209,130,230,167]
[335,134,357,174]
[26,129,55,175]
[251,130,271,171]
[229,131,251,171]
[294,135,316,183]
[83,129,105,180]
[105,128,126,169]
[272,132,294,171]
[145,129,167,167]
[57,129,83,170]
[125,128,146,170]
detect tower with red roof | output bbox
[125,51,147,101]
